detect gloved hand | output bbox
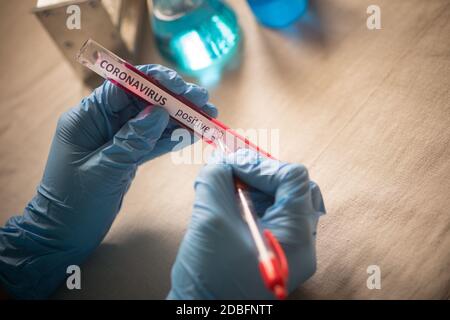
[0,65,217,299]
[168,149,325,299]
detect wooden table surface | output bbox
[0,0,449,299]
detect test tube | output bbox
[77,39,272,157]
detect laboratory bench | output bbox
[0,0,449,299]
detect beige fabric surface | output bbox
[0,0,448,299]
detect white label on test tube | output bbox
[77,39,272,157]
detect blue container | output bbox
[152,0,240,75]
[247,0,308,28]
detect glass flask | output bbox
[151,0,241,76]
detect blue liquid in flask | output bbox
[151,0,240,75]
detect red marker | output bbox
[217,140,289,300]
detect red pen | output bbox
[216,140,289,300]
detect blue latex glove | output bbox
[0,65,217,299]
[168,149,325,299]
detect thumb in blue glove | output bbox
[168,149,325,299]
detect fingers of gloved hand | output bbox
[170,162,260,299]
[168,219,264,300]
[96,106,170,168]
[89,64,212,116]
[207,151,273,217]
[183,83,209,107]
[193,163,240,226]
[246,188,275,218]
[128,101,219,162]
[191,162,254,242]
[215,148,325,223]
[141,64,186,95]
[201,102,219,118]
[217,148,308,196]
[223,149,325,265]
[110,64,188,126]
[63,65,183,149]
[143,67,216,110]
[93,64,217,140]
[94,80,141,115]
[76,63,217,156]
[136,68,217,135]
[139,68,216,112]
[220,149,324,291]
